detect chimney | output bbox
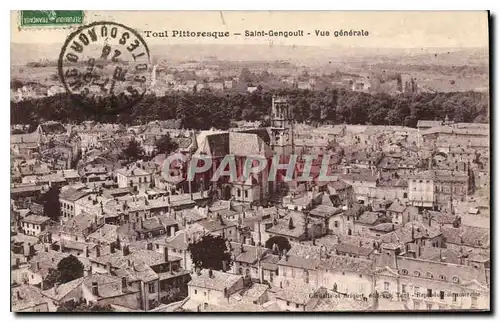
[222,260,227,272]
[36,262,40,270]
[91,281,99,296]
[164,246,169,262]
[121,277,128,293]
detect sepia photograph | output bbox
[9,10,490,313]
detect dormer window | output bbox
[414,271,421,277]
[452,277,460,283]
[400,269,408,275]
[439,275,447,281]
[426,272,433,279]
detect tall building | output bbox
[269,95,294,156]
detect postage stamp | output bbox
[18,10,84,28]
[57,21,151,114]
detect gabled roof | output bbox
[188,269,242,292]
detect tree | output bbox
[122,139,144,162]
[57,299,115,312]
[264,236,291,253]
[188,234,232,271]
[38,185,61,222]
[155,134,178,155]
[42,268,59,290]
[57,255,84,284]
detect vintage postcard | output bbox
[10,11,490,313]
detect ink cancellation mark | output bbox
[58,21,151,114]
[19,10,84,29]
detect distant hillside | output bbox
[11,42,489,67]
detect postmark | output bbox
[58,21,151,115]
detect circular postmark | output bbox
[58,21,151,115]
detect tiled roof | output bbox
[12,285,49,311]
[198,217,237,232]
[229,242,267,264]
[309,204,341,218]
[318,254,373,275]
[442,225,490,248]
[87,224,118,244]
[356,211,382,225]
[287,242,323,260]
[275,281,316,305]
[82,273,140,298]
[388,202,406,213]
[188,269,242,292]
[22,215,50,225]
[165,231,190,251]
[59,188,90,202]
[278,255,318,270]
[261,253,280,271]
[335,243,373,257]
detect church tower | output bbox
[270,95,293,156]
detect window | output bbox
[286,301,290,306]
[452,277,460,283]
[414,271,421,277]
[403,192,408,198]
[400,269,408,275]
[237,189,241,197]
[402,284,407,293]
[427,289,433,298]
[295,304,299,309]
[452,293,458,302]
[204,292,207,296]
[439,275,447,281]
[244,190,248,198]
[194,290,198,295]
[414,287,420,295]
[148,283,156,293]
[384,282,389,291]
[440,291,445,300]
[426,272,433,279]
[334,221,339,228]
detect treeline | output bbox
[11,88,489,130]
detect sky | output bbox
[11,11,489,48]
